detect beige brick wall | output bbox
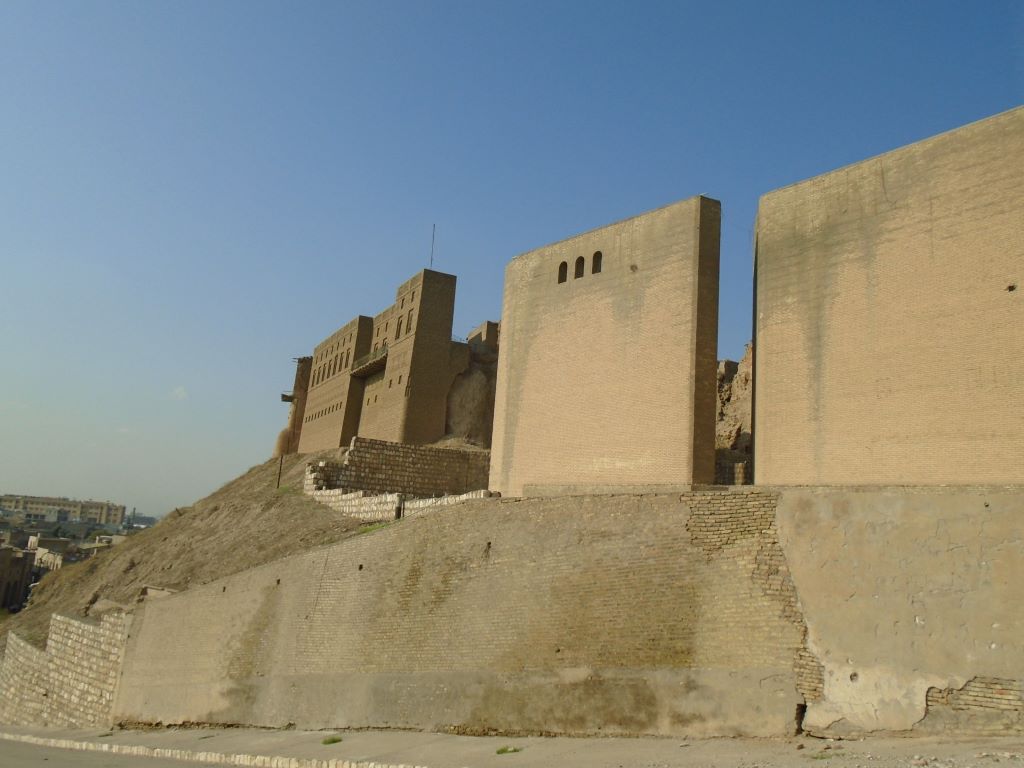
[754,106,1024,485]
[0,612,130,728]
[490,196,721,497]
[114,489,807,737]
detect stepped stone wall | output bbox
[304,437,489,498]
[0,612,130,728]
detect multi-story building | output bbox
[289,269,480,453]
[0,495,126,527]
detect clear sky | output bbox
[1,1,1021,518]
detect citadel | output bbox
[0,107,1021,742]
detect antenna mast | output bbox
[429,223,435,269]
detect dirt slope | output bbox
[1,450,359,649]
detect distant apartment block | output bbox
[0,495,126,527]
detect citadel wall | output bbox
[754,105,1024,485]
[113,489,808,737]
[490,196,721,497]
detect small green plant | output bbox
[356,522,390,535]
[496,745,522,755]
[97,732,113,738]
[321,735,343,745]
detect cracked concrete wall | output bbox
[776,487,1024,737]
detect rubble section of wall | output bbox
[114,490,808,738]
[0,612,129,728]
[304,437,489,498]
[776,487,1024,737]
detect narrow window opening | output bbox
[396,317,403,338]
[592,251,603,274]
[557,261,568,283]
[574,256,585,279]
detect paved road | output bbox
[4,726,1024,768]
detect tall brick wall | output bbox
[490,196,721,497]
[305,437,490,497]
[0,612,130,728]
[754,106,1024,485]
[114,489,808,737]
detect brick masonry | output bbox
[490,196,721,497]
[304,437,490,498]
[754,106,1024,485]
[0,612,130,728]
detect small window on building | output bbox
[558,261,568,283]
[389,379,393,388]
[396,317,403,338]
[592,251,602,274]
[374,395,378,403]
[366,398,370,406]
[398,374,402,384]
[411,290,415,301]
[407,309,413,332]
[401,298,405,309]
[574,256,585,279]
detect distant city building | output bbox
[0,495,126,527]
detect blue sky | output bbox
[1,1,1021,517]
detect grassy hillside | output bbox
[2,450,361,649]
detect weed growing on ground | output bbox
[496,745,523,755]
[321,735,343,745]
[356,522,390,535]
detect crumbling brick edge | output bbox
[0,730,428,768]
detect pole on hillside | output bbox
[276,454,284,489]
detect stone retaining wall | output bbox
[0,612,130,728]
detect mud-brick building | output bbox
[285,269,480,453]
